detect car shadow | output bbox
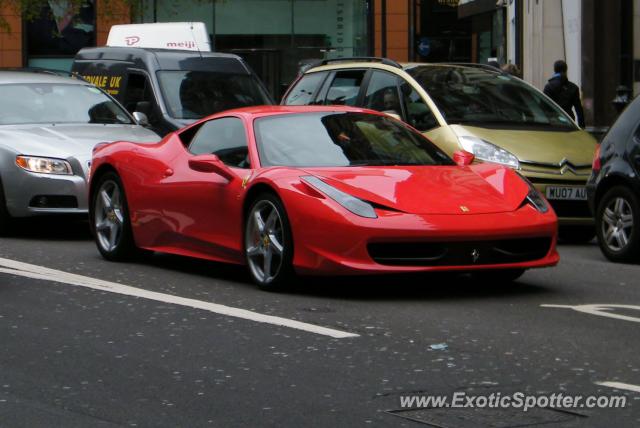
[4,217,92,241]
[140,252,554,302]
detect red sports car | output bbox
[89,106,559,289]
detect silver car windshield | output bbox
[0,83,133,125]
[157,71,271,120]
[406,66,577,131]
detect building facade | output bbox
[1,0,638,127]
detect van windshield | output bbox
[406,66,577,131]
[157,71,272,119]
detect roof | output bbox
[0,71,88,85]
[303,61,502,75]
[223,105,379,116]
[75,47,249,74]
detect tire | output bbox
[472,269,525,284]
[596,185,640,263]
[244,193,294,290]
[0,177,12,236]
[91,172,139,261]
[558,226,596,244]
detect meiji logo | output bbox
[166,41,197,49]
[125,36,140,46]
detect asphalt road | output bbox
[0,218,639,427]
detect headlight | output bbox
[517,175,549,213]
[16,156,73,175]
[301,176,377,219]
[458,136,519,169]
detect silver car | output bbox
[0,71,160,232]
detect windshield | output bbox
[0,84,133,125]
[157,71,272,120]
[254,112,455,167]
[407,66,577,131]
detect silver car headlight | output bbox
[16,156,73,175]
[301,176,377,219]
[458,136,520,169]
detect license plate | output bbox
[545,186,587,201]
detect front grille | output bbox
[29,195,78,209]
[548,200,592,218]
[368,238,552,267]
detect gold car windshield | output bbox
[407,66,578,131]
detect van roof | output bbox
[74,47,251,74]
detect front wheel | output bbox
[244,193,294,290]
[596,186,640,263]
[92,172,139,261]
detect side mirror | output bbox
[133,111,149,127]
[188,154,235,181]
[453,150,475,166]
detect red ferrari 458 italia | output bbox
[89,106,559,289]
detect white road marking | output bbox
[0,257,359,339]
[595,381,640,393]
[541,304,640,323]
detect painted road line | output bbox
[595,382,640,393]
[0,257,359,339]
[541,304,640,323]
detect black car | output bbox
[587,96,640,262]
[72,47,274,136]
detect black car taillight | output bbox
[592,144,602,173]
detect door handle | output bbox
[163,168,174,178]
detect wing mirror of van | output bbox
[133,111,150,127]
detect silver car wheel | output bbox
[602,196,634,252]
[245,200,284,284]
[94,180,124,253]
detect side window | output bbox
[123,73,154,115]
[400,81,439,132]
[283,72,326,105]
[188,117,250,168]
[363,71,402,116]
[324,70,366,106]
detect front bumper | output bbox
[2,164,88,218]
[289,201,559,276]
[527,179,593,227]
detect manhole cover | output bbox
[388,406,585,427]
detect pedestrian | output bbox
[544,60,585,128]
[501,63,521,79]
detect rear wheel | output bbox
[558,226,596,244]
[596,186,640,263]
[92,172,139,261]
[244,193,294,290]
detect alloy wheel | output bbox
[245,200,285,284]
[94,180,125,253]
[601,197,634,252]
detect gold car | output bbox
[282,58,598,242]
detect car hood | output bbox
[451,125,597,166]
[0,123,160,159]
[302,163,530,215]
